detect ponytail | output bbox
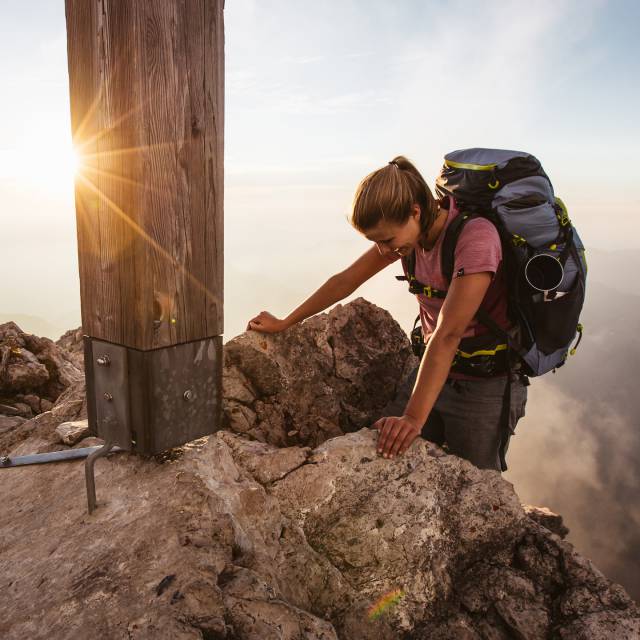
[350,155,439,236]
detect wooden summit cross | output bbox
[64,1,224,508]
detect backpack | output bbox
[397,148,587,378]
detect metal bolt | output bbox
[183,390,193,401]
[103,392,113,402]
[97,355,111,366]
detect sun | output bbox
[0,132,81,197]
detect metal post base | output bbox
[85,438,115,514]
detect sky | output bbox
[1,0,639,597]
[1,0,639,337]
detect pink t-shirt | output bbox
[411,197,511,347]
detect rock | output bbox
[50,379,86,423]
[0,377,86,455]
[0,301,638,638]
[0,321,83,403]
[524,504,570,539]
[1,428,638,640]
[555,611,640,639]
[222,298,418,448]
[55,419,90,446]
[22,394,42,414]
[0,403,21,416]
[0,345,50,390]
[75,436,104,448]
[12,402,33,418]
[0,415,26,434]
[55,327,84,370]
[40,399,53,412]
[22,331,84,394]
[218,430,311,484]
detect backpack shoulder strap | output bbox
[395,253,411,281]
[440,212,527,354]
[440,211,474,283]
[404,249,416,282]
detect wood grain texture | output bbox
[65,0,224,351]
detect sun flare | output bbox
[0,134,81,196]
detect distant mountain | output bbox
[0,314,67,340]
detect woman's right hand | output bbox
[244,247,394,336]
[246,311,289,334]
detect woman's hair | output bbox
[350,155,439,236]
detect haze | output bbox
[0,0,638,600]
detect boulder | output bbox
[0,403,21,416]
[22,394,43,414]
[524,504,570,539]
[55,419,90,446]
[0,341,50,390]
[22,330,84,393]
[0,415,25,435]
[0,301,637,639]
[11,402,33,418]
[222,298,418,448]
[1,430,637,640]
[0,322,83,406]
[0,376,86,455]
[55,327,85,370]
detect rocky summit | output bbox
[0,299,638,640]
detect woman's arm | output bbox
[374,271,493,457]
[247,246,399,333]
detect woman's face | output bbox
[363,204,422,258]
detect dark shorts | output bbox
[422,374,528,471]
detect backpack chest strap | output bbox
[395,273,448,299]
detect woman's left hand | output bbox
[373,414,422,459]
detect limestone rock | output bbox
[0,321,83,407]
[524,504,570,539]
[55,326,84,370]
[49,380,87,423]
[1,429,637,640]
[11,402,33,418]
[0,377,86,455]
[21,394,42,414]
[0,403,21,416]
[0,415,25,435]
[217,429,311,485]
[22,330,84,393]
[55,419,90,446]
[0,301,637,639]
[75,436,104,448]
[222,297,418,448]
[0,342,50,390]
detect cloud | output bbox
[373,1,606,171]
[278,55,326,65]
[505,282,640,601]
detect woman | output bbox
[247,156,527,472]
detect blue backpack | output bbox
[398,148,587,378]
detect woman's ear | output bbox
[411,204,421,221]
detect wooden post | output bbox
[65,1,224,454]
